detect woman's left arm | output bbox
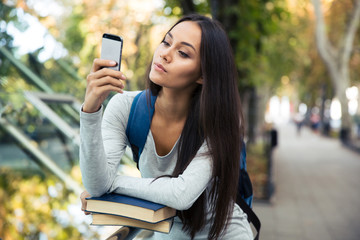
[80,93,131,197]
[109,146,213,210]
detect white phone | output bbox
[101,33,123,71]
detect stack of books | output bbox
[86,193,176,233]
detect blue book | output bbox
[86,193,176,223]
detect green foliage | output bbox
[229,0,290,89]
[0,70,38,133]
[0,167,99,239]
[163,0,210,16]
[63,13,85,54]
[0,3,19,77]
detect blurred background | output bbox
[0,0,359,239]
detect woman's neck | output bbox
[155,89,192,123]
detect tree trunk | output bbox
[247,87,257,143]
[338,76,352,141]
[311,0,360,141]
[180,0,195,15]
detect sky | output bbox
[5,6,68,62]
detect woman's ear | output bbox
[196,76,203,85]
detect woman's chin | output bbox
[149,73,162,86]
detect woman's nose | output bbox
[160,48,172,63]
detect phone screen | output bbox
[101,33,123,71]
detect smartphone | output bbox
[101,33,123,71]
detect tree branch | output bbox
[311,0,338,78]
[341,0,360,66]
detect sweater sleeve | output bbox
[108,144,213,210]
[79,93,132,197]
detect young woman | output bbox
[80,14,253,239]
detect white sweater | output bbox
[80,91,253,239]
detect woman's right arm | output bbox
[80,59,127,197]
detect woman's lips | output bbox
[154,63,167,72]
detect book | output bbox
[86,193,176,223]
[91,213,173,233]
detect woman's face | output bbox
[149,21,202,91]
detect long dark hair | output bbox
[147,14,244,239]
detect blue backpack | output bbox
[126,90,260,239]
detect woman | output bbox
[80,14,253,239]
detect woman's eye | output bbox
[162,40,170,46]
[179,51,189,58]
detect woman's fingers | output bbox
[80,191,92,215]
[87,75,125,91]
[88,82,125,99]
[86,68,126,94]
[83,66,127,113]
[87,67,126,83]
[91,58,118,73]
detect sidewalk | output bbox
[253,123,360,240]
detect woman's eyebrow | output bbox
[167,32,197,53]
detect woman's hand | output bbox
[82,59,126,113]
[80,190,92,215]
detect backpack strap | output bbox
[238,143,261,240]
[239,143,253,207]
[237,197,261,240]
[126,90,157,166]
